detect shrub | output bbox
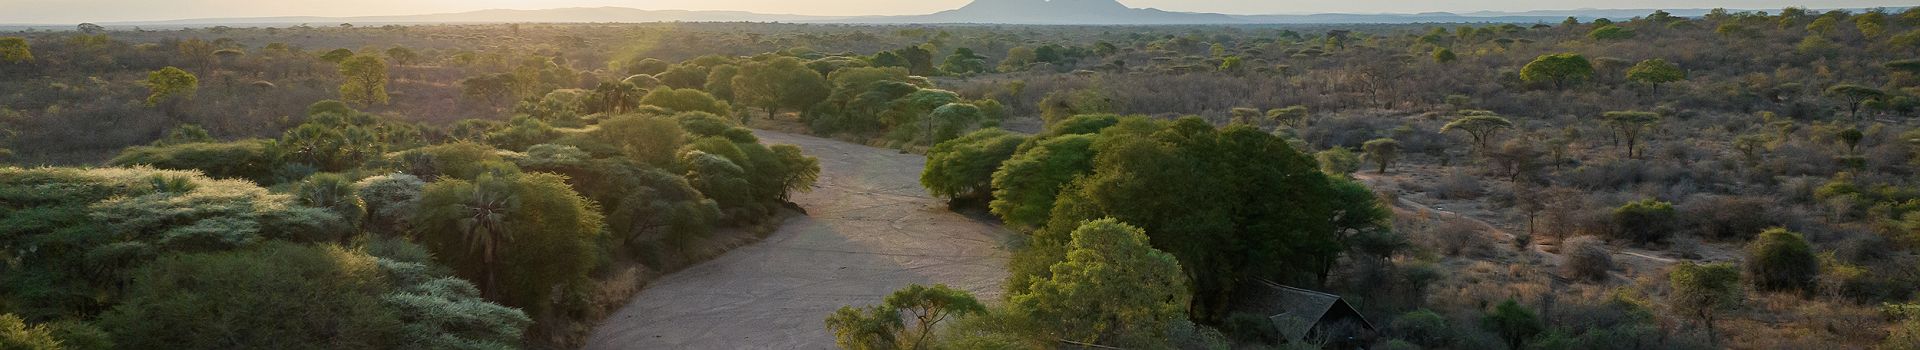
[108,139,283,184]
[922,128,1027,204]
[1480,299,1543,350]
[1316,147,1362,177]
[99,242,400,350]
[990,134,1096,229]
[1561,235,1613,282]
[296,173,366,231]
[1612,199,1677,243]
[1391,309,1450,347]
[1745,228,1819,293]
[0,314,60,350]
[354,173,425,236]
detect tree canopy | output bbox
[1519,53,1594,89]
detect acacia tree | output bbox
[1825,84,1886,120]
[1602,111,1661,158]
[384,46,419,66]
[885,284,986,349]
[144,66,199,121]
[1625,58,1685,94]
[0,37,30,64]
[1363,138,1401,174]
[1520,53,1594,89]
[732,56,829,120]
[338,55,390,106]
[1669,262,1742,347]
[1441,112,1514,154]
[1266,105,1310,129]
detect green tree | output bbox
[1625,58,1685,93]
[143,66,199,107]
[1011,219,1189,348]
[1316,147,1361,177]
[1807,15,1838,34]
[296,173,367,233]
[1745,228,1818,293]
[1267,105,1310,129]
[1825,84,1886,120]
[413,171,602,313]
[641,88,732,116]
[733,56,830,120]
[1441,113,1514,153]
[1669,262,1741,347]
[1432,47,1457,63]
[1602,111,1661,158]
[338,55,390,106]
[990,134,1097,229]
[1218,56,1245,75]
[0,37,31,64]
[940,47,988,74]
[320,48,356,63]
[884,284,986,349]
[1520,53,1594,89]
[1612,199,1676,243]
[1587,25,1637,40]
[1480,299,1544,350]
[0,314,60,349]
[825,304,903,350]
[99,242,401,350]
[921,129,1026,204]
[1363,138,1401,174]
[703,64,741,101]
[1021,119,1368,322]
[384,46,419,66]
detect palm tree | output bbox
[460,183,514,298]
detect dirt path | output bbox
[583,130,1013,349]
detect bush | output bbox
[921,128,1026,204]
[990,133,1098,230]
[99,242,401,350]
[1745,228,1819,293]
[1561,235,1614,282]
[1391,309,1450,348]
[1480,299,1543,350]
[107,139,283,184]
[1612,199,1677,243]
[354,173,425,236]
[0,314,60,350]
[296,173,367,231]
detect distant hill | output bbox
[87,7,843,27]
[845,0,1244,25]
[9,1,1904,28]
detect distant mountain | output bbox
[88,7,843,27]
[14,1,1905,28]
[845,0,1244,25]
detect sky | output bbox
[1,0,1914,24]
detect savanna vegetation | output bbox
[5,4,1920,350]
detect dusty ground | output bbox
[583,130,1014,349]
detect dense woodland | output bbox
[3,5,1920,350]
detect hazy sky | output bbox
[1,0,1913,24]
